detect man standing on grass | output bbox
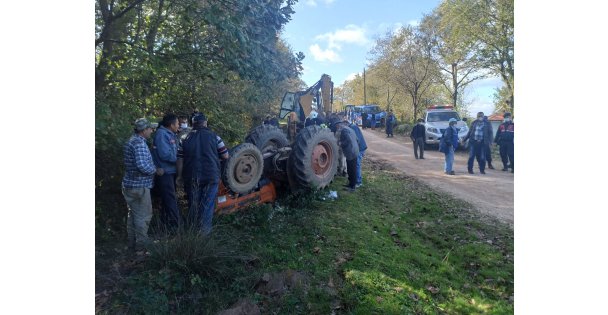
[122,118,164,251]
[332,119,359,192]
[410,118,426,159]
[346,115,367,188]
[177,113,229,235]
[152,113,181,233]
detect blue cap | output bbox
[192,112,207,123]
[448,118,458,123]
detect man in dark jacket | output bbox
[347,117,367,187]
[385,112,395,137]
[410,118,426,159]
[370,113,376,130]
[483,116,495,169]
[176,113,230,234]
[463,111,494,174]
[334,121,359,192]
[494,112,514,173]
[361,112,368,129]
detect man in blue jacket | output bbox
[442,118,459,175]
[152,114,181,232]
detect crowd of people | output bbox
[429,111,514,175]
[120,109,513,251]
[121,112,229,251]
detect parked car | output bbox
[345,104,386,127]
[423,105,469,149]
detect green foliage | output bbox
[437,0,514,108]
[95,0,304,234]
[394,123,412,136]
[99,162,513,314]
[493,85,514,115]
[147,227,249,278]
[339,0,513,119]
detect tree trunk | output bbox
[146,0,165,54]
[452,63,458,108]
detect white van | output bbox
[423,105,469,149]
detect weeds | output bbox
[97,159,513,314]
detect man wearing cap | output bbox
[494,112,514,173]
[176,113,229,234]
[463,111,494,174]
[442,118,460,175]
[122,118,164,251]
[152,113,181,232]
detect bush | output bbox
[147,226,250,279]
[394,123,412,136]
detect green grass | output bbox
[97,159,513,314]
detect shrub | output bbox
[394,123,412,135]
[147,226,250,279]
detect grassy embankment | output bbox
[96,159,513,314]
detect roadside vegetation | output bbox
[96,159,513,314]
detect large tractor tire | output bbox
[222,143,264,194]
[245,125,290,155]
[287,125,338,190]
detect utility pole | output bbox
[363,68,366,105]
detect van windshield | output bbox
[427,111,460,122]
[346,105,381,113]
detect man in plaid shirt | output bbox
[122,118,164,251]
[463,112,494,174]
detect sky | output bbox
[282,0,503,115]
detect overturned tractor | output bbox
[216,124,339,214]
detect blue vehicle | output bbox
[345,104,386,127]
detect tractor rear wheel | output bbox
[222,143,264,194]
[245,125,289,156]
[288,125,338,190]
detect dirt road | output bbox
[361,128,513,224]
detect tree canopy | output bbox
[338,0,513,122]
[95,0,304,189]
